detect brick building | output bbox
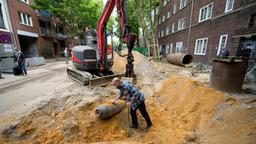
[0,0,16,72]
[157,0,256,64]
[0,0,16,53]
[8,0,70,59]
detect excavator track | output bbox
[67,67,124,87]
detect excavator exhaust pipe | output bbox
[166,53,193,67]
[95,101,126,119]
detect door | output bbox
[217,34,228,55]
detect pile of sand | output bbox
[3,75,248,143]
[112,50,145,73]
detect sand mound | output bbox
[112,50,145,73]
[1,75,231,144]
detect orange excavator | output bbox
[67,0,136,86]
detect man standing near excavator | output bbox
[112,77,152,130]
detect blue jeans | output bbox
[18,62,27,75]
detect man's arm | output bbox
[112,91,123,104]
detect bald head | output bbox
[112,77,121,88]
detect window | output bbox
[161,30,165,37]
[167,11,171,19]
[0,0,9,31]
[178,18,185,30]
[176,42,183,53]
[163,0,167,6]
[162,15,166,22]
[19,12,33,26]
[166,26,170,35]
[172,23,175,33]
[0,3,5,28]
[225,0,234,13]
[194,38,208,55]
[166,44,170,54]
[217,35,228,55]
[180,0,187,9]
[19,0,29,4]
[173,4,177,14]
[199,3,213,22]
[158,31,161,38]
[170,43,173,53]
[249,13,256,27]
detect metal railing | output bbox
[39,27,56,38]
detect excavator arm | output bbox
[97,0,136,78]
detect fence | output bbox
[159,42,256,69]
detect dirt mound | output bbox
[112,50,145,73]
[1,75,231,144]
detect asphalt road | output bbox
[0,62,75,129]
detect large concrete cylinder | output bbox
[95,101,126,119]
[210,59,248,93]
[166,53,193,67]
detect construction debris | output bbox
[191,63,210,77]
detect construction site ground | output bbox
[0,52,255,144]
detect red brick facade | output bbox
[158,0,256,64]
[8,0,70,58]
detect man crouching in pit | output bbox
[112,77,152,130]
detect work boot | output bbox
[130,124,138,129]
[145,124,152,129]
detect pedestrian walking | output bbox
[64,47,69,64]
[17,50,27,76]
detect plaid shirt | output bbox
[117,80,145,110]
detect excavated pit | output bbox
[0,51,255,144]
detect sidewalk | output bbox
[0,60,71,90]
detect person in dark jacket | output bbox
[17,50,27,76]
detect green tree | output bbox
[128,0,161,57]
[32,0,103,37]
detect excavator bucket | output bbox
[67,67,124,87]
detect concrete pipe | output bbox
[166,53,193,67]
[95,101,126,119]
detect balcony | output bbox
[39,27,56,38]
[56,33,69,40]
[35,10,53,21]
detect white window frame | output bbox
[172,23,175,33]
[225,0,234,13]
[194,38,208,55]
[166,26,170,35]
[170,43,173,53]
[19,0,29,4]
[161,29,165,37]
[19,12,33,27]
[175,42,183,53]
[167,11,170,19]
[199,3,213,23]
[178,18,185,31]
[217,34,228,55]
[166,44,170,54]
[163,0,167,6]
[162,15,166,22]
[0,0,10,32]
[173,4,177,14]
[158,31,161,38]
[180,0,187,9]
